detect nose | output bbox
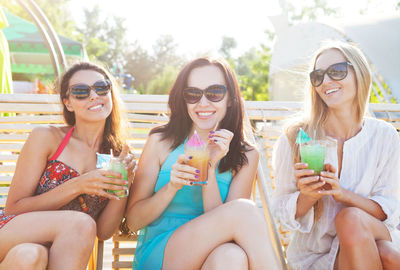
[321,72,333,85]
[89,89,99,100]
[197,94,210,106]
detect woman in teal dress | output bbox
[126,57,280,269]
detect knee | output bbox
[12,243,48,269]
[377,240,400,267]
[228,199,262,221]
[335,207,369,245]
[67,211,97,243]
[206,243,248,269]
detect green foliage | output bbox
[75,5,127,68]
[236,46,270,101]
[124,35,185,94]
[370,81,398,103]
[142,65,179,95]
[219,36,237,61]
[285,0,337,24]
[0,0,76,38]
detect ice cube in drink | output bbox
[300,141,326,175]
[105,157,128,198]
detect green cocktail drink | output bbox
[300,141,326,175]
[106,157,128,198]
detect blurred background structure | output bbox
[269,10,400,102]
[1,0,399,100]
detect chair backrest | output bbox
[1,94,399,269]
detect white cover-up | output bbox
[272,117,400,270]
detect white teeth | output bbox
[198,112,213,117]
[325,88,339,95]
[89,104,102,110]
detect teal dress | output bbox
[132,143,233,270]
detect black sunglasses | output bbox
[69,80,111,99]
[183,84,227,104]
[309,62,353,87]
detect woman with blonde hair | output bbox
[273,41,400,269]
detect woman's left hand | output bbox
[208,129,233,168]
[318,163,349,203]
[119,144,137,187]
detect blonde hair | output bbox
[285,41,372,220]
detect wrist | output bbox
[167,181,180,194]
[339,188,352,205]
[67,176,82,197]
[299,192,319,205]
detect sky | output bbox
[69,0,398,58]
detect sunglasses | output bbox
[309,62,353,87]
[69,80,111,99]
[183,84,227,104]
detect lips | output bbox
[88,104,103,111]
[196,111,215,118]
[325,88,340,95]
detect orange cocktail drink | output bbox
[185,131,209,183]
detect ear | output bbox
[63,98,74,112]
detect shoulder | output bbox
[28,125,66,143]
[244,145,260,162]
[365,118,398,138]
[24,125,70,158]
[143,132,173,162]
[146,132,171,147]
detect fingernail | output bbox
[208,135,213,138]
[196,169,200,173]
[188,156,193,160]
[190,181,193,186]
[195,175,199,178]
[210,131,215,134]
[214,139,218,142]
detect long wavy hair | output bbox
[151,57,251,174]
[58,62,126,155]
[285,41,372,220]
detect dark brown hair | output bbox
[151,57,251,173]
[59,62,126,155]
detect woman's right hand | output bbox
[169,154,201,190]
[74,169,128,200]
[294,163,325,201]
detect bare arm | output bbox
[5,127,81,215]
[6,126,128,216]
[125,133,179,232]
[225,148,259,201]
[202,145,259,212]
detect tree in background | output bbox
[75,5,128,70]
[0,0,75,37]
[124,35,185,94]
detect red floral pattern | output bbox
[0,160,108,230]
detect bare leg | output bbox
[0,243,48,270]
[201,243,248,270]
[163,199,281,270]
[376,240,400,270]
[334,207,392,270]
[0,210,96,270]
